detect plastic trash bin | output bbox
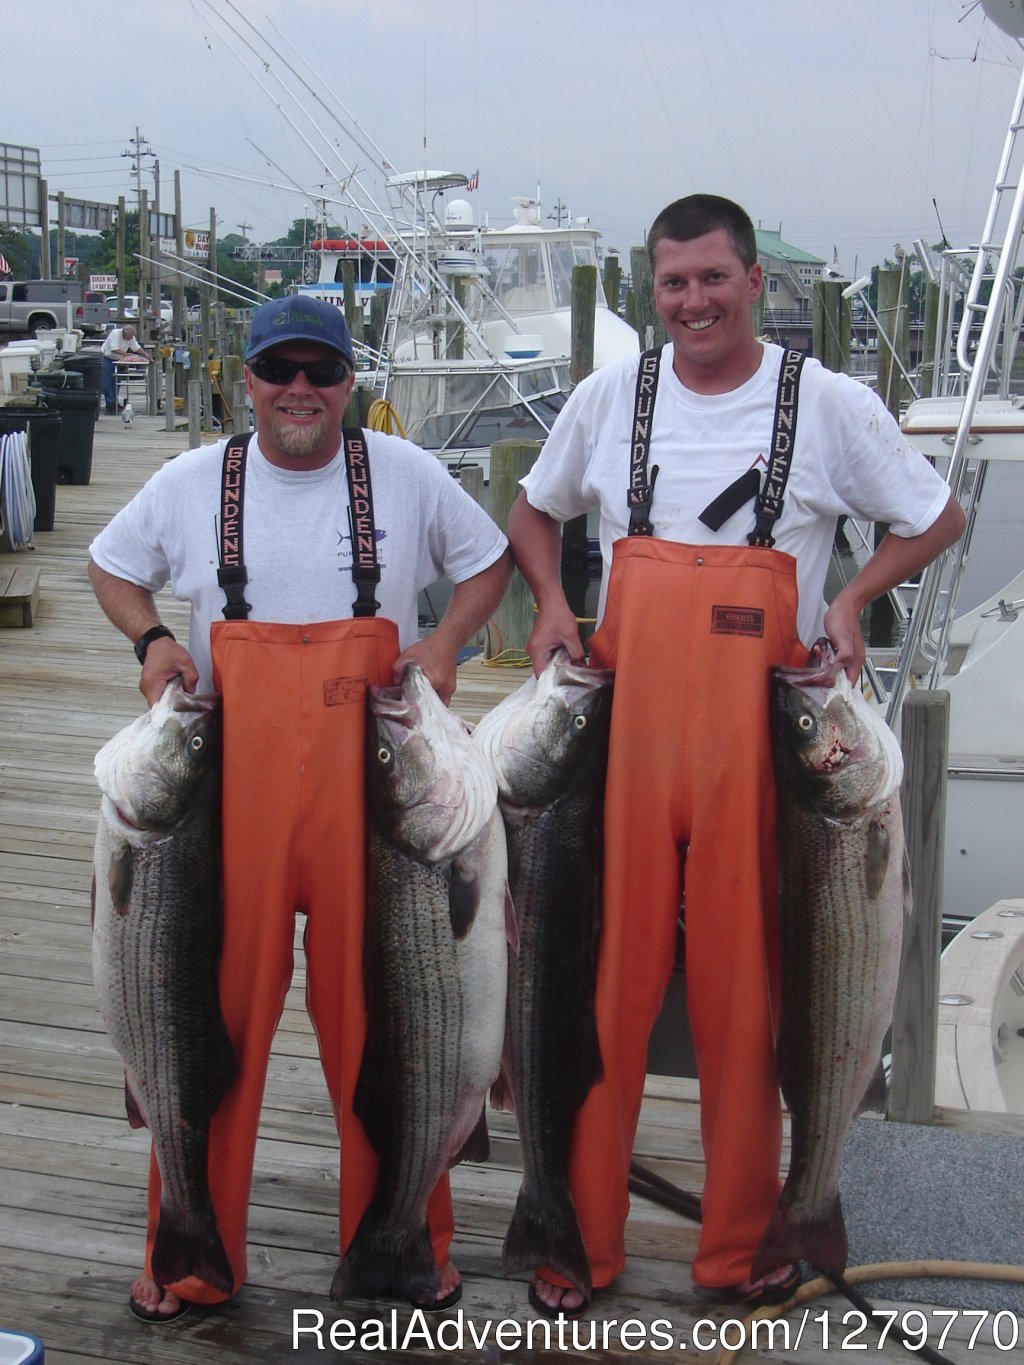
[0,404,60,531]
[36,369,84,391]
[62,350,103,416]
[40,388,96,485]
[0,1328,45,1363]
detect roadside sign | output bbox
[90,274,117,291]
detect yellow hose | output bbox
[367,398,407,438]
[714,1260,1024,1365]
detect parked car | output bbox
[0,279,106,336]
[106,294,174,326]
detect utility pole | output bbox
[547,198,569,228]
[237,222,253,246]
[122,128,156,209]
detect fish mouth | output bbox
[774,637,838,691]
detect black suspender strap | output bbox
[218,433,253,620]
[627,348,662,536]
[748,348,805,549]
[342,427,380,618]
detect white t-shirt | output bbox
[522,342,951,648]
[101,329,143,356]
[90,431,508,692]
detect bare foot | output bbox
[530,1273,587,1314]
[130,1273,182,1318]
[415,1259,462,1309]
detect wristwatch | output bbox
[134,624,176,665]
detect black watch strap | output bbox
[134,624,176,664]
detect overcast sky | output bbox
[5,0,1023,276]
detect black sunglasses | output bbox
[249,356,351,387]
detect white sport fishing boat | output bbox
[846,0,1024,940]
[301,171,638,478]
[866,0,1024,1112]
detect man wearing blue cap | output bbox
[88,296,511,1322]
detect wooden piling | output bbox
[188,379,202,449]
[220,354,244,431]
[341,261,364,347]
[233,379,250,434]
[603,253,622,313]
[812,279,851,373]
[563,266,597,622]
[489,439,541,658]
[871,263,912,645]
[629,246,666,349]
[889,689,949,1125]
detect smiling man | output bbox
[506,193,964,1318]
[87,295,511,1323]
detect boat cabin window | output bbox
[483,242,549,312]
[332,249,396,287]
[548,240,599,309]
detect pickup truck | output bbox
[0,280,108,337]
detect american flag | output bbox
[466,170,479,193]
[0,252,10,275]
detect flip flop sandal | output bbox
[729,1265,802,1310]
[528,1280,594,1320]
[412,1280,463,1313]
[128,1289,192,1324]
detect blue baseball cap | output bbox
[246,296,355,367]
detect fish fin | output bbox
[453,1107,490,1165]
[751,1190,848,1281]
[505,886,520,954]
[864,817,891,901]
[502,1180,593,1298]
[490,1062,516,1113]
[151,1200,234,1295]
[858,1058,889,1115]
[448,860,479,939]
[331,1206,437,1304]
[108,843,134,915]
[124,1076,147,1129]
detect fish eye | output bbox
[797,714,815,733]
[376,745,392,764]
[189,735,205,752]
[573,714,587,730]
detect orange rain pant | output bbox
[565,538,807,1290]
[145,618,455,1303]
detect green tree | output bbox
[0,225,40,276]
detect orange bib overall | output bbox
[143,439,454,1303]
[554,349,809,1290]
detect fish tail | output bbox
[751,1193,848,1281]
[331,1208,437,1304]
[151,1203,234,1295]
[502,1181,592,1298]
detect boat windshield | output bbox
[483,241,549,314]
[388,365,567,450]
[547,240,599,308]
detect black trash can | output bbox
[40,388,97,485]
[0,404,60,531]
[36,368,84,391]
[62,351,104,417]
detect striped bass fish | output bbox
[91,679,236,1294]
[752,641,910,1280]
[331,663,509,1305]
[472,649,612,1300]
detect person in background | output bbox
[506,193,964,1317]
[88,295,511,1322]
[101,322,149,415]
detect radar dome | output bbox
[981,0,1024,37]
[445,199,475,229]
